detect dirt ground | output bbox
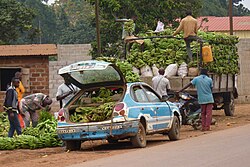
[1,104,250,167]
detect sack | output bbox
[202,45,213,63]
[152,64,159,76]
[177,62,188,77]
[140,65,153,77]
[132,66,140,75]
[155,21,164,32]
[188,67,199,76]
[164,64,178,78]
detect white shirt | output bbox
[56,83,80,107]
[152,75,171,97]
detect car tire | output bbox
[168,116,180,141]
[65,140,81,151]
[131,122,146,148]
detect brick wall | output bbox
[236,38,250,103]
[0,56,49,108]
[49,44,92,110]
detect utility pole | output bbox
[229,0,233,35]
[95,0,101,56]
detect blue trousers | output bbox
[7,111,22,137]
[184,36,202,61]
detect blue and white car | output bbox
[56,60,181,150]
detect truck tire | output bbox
[65,140,81,151]
[224,93,235,116]
[131,122,146,148]
[168,116,180,141]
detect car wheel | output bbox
[107,139,119,144]
[65,140,81,151]
[168,116,180,141]
[131,122,146,148]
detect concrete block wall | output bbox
[236,39,250,103]
[49,44,92,110]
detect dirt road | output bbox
[1,104,250,167]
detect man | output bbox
[3,77,22,137]
[15,71,25,128]
[172,10,200,61]
[15,72,25,102]
[179,68,214,131]
[152,68,171,100]
[56,75,80,108]
[20,93,52,127]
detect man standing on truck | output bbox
[172,10,200,61]
[152,68,171,101]
[179,68,214,131]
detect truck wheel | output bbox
[192,118,202,130]
[65,140,81,151]
[168,116,180,141]
[224,94,235,116]
[131,122,146,148]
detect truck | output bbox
[125,34,238,116]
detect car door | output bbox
[58,60,126,90]
[142,85,171,130]
[130,85,158,132]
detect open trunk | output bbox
[67,87,124,123]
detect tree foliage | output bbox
[0,0,35,44]
[200,0,250,16]
[87,0,203,57]
[15,0,57,44]
[53,0,96,44]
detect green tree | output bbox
[200,0,250,16]
[87,0,203,57]
[0,0,35,44]
[53,0,96,44]
[15,0,57,44]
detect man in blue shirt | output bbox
[179,68,214,131]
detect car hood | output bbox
[58,60,126,89]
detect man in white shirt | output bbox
[152,68,171,100]
[56,76,80,108]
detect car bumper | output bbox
[56,120,139,141]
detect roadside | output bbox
[1,104,250,167]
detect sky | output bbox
[240,0,250,10]
[47,0,250,9]
[47,0,55,5]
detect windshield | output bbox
[70,66,121,84]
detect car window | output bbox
[132,86,149,102]
[143,86,161,102]
[70,66,121,85]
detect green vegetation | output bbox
[70,102,115,123]
[0,0,35,44]
[0,111,62,150]
[126,28,239,74]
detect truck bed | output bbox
[141,74,235,94]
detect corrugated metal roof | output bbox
[198,16,250,31]
[0,44,57,56]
